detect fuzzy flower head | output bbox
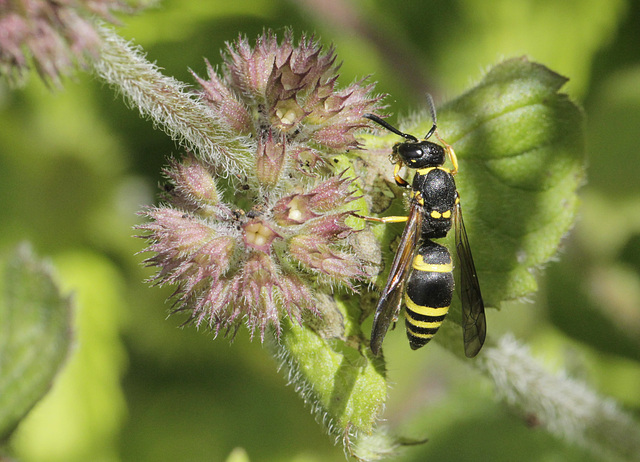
[138,31,383,340]
[0,0,126,86]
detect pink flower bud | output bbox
[139,30,383,340]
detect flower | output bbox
[0,0,126,86]
[138,31,383,340]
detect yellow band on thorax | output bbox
[416,166,451,176]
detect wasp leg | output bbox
[356,215,409,224]
[393,162,411,188]
[435,131,459,175]
[355,190,422,224]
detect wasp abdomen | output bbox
[404,240,454,350]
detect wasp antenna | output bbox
[424,94,438,140]
[364,113,418,142]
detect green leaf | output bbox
[441,57,585,306]
[0,244,73,442]
[269,294,386,453]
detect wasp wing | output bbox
[455,201,486,358]
[370,197,424,356]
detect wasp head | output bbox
[393,139,445,169]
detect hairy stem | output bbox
[93,25,251,174]
[478,335,640,462]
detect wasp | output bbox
[363,97,486,358]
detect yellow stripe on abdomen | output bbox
[403,239,454,351]
[405,311,445,329]
[405,297,449,318]
[412,254,453,273]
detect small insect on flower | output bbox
[137,31,384,341]
[363,96,486,357]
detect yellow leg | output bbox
[393,162,410,187]
[354,163,413,224]
[355,214,409,224]
[436,132,458,175]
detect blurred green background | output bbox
[2,0,640,461]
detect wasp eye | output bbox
[397,143,424,160]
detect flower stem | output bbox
[93,25,251,174]
[478,335,640,462]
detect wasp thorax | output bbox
[395,141,445,168]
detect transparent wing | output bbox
[455,201,486,358]
[370,197,424,356]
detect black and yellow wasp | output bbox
[364,97,486,358]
